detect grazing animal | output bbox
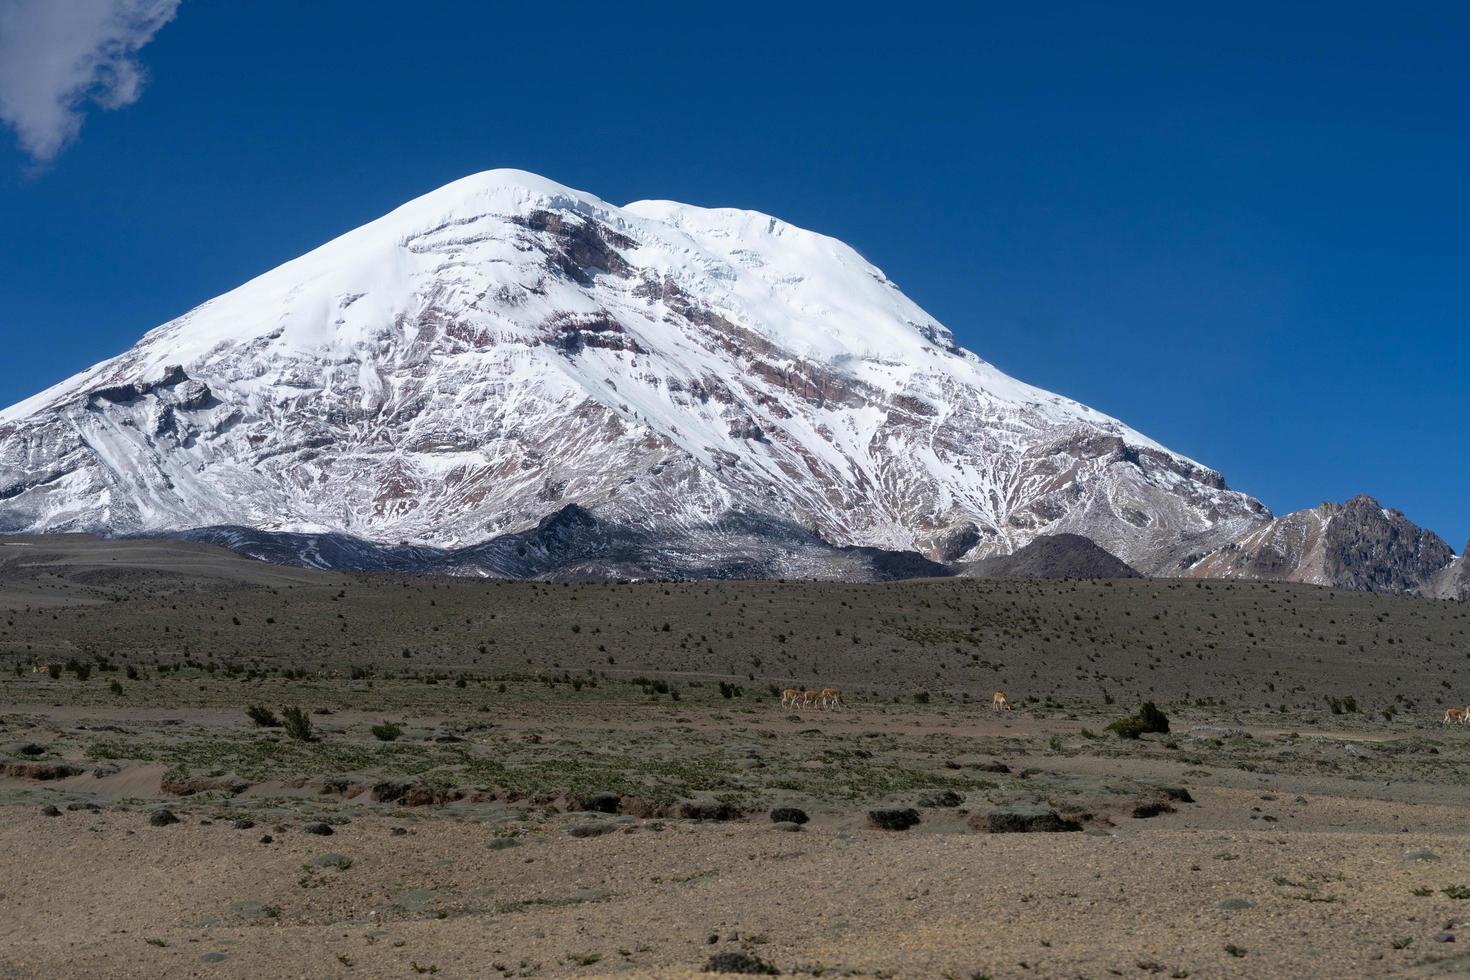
[819,688,845,710]
[31,664,50,674]
[992,691,1013,713]
[1444,707,1465,725]
[801,690,821,709]
[1463,706,1470,725]
[780,688,802,708]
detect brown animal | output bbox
[780,688,802,708]
[992,691,1013,713]
[819,688,845,709]
[31,664,51,674]
[1444,707,1465,725]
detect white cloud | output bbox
[0,0,180,163]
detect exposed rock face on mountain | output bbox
[959,533,1139,580]
[1184,495,1461,597]
[1429,548,1469,601]
[0,169,1267,576]
[180,505,952,582]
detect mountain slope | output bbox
[0,170,1267,573]
[1183,495,1460,597]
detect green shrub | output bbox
[246,705,281,728]
[371,721,403,742]
[1107,716,1149,740]
[1137,701,1170,734]
[281,706,314,742]
[1108,701,1170,740]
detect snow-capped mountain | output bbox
[0,169,1268,575]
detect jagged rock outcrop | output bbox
[1184,495,1460,597]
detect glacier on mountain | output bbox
[0,169,1269,575]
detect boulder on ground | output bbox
[1132,801,1177,819]
[568,791,621,814]
[917,789,963,808]
[868,807,921,831]
[679,799,743,821]
[703,950,779,974]
[371,781,464,806]
[568,821,618,838]
[976,803,1081,834]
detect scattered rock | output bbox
[769,807,809,825]
[1404,849,1441,862]
[917,789,963,808]
[568,791,621,814]
[259,834,274,844]
[979,761,1012,774]
[868,807,921,831]
[66,802,99,812]
[568,821,618,838]
[703,950,779,974]
[390,826,408,837]
[2,762,83,781]
[149,809,180,827]
[1132,801,1177,819]
[371,781,464,807]
[1433,932,1456,943]
[41,804,61,817]
[1216,898,1256,910]
[311,852,353,870]
[680,799,744,821]
[978,803,1081,834]
[1160,786,1194,803]
[160,771,249,796]
[301,821,334,836]
[232,818,256,830]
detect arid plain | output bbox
[3,536,1470,978]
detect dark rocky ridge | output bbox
[958,533,1140,580]
[178,504,953,582]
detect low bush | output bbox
[1108,701,1170,740]
[246,705,281,728]
[282,706,314,742]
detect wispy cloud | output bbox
[0,0,180,164]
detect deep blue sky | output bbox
[1,2,1465,549]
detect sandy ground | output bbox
[4,543,1470,976]
[3,797,1470,979]
[3,705,1470,979]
